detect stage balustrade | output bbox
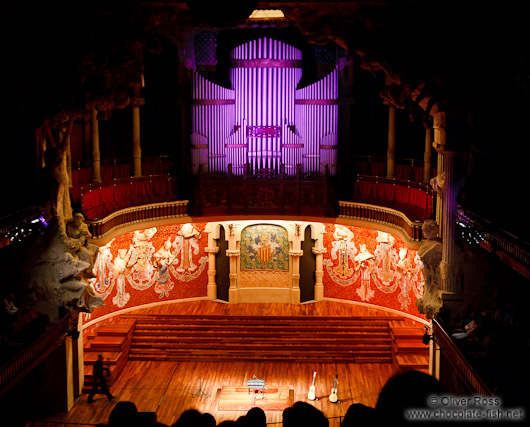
[86,200,189,240]
[338,201,424,242]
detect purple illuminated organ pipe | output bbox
[295,67,338,175]
[191,37,336,176]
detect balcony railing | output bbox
[354,155,437,182]
[458,210,530,279]
[0,315,70,398]
[432,316,493,396]
[194,166,336,217]
[86,200,189,240]
[338,201,424,242]
[352,175,435,222]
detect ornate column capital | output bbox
[289,250,304,257]
[226,249,240,257]
[315,271,324,279]
[205,247,219,254]
[312,247,327,255]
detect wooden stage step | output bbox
[88,335,129,352]
[390,327,426,340]
[84,351,121,365]
[83,321,135,392]
[392,338,429,355]
[126,314,393,364]
[395,354,430,374]
[390,325,429,373]
[122,314,401,322]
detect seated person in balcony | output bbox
[2,293,18,316]
[451,312,478,340]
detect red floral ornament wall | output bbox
[322,224,424,318]
[87,223,208,323]
[85,221,425,325]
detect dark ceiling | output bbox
[1,0,528,237]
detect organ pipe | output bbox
[191,37,338,176]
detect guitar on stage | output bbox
[307,371,317,401]
[328,375,339,403]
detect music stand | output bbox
[192,377,208,398]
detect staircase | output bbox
[83,321,135,392]
[390,325,429,373]
[124,314,396,363]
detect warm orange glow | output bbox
[248,9,285,20]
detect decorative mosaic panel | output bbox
[240,224,289,271]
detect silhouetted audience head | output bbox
[108,401,139,427]
[341,403,377,426]
[201,412,216,426]
[245,407,266,427]
[172,409,202,427]
[376,370,446,425]
[283,401,329,427]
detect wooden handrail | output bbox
[432,316,493,396]
[338,201,423,242]
[86,200,189,240]
[458,209,530,278]
[354,174,435,194]
[0,315,70,398]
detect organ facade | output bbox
[191,37,338,176]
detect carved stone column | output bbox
[423,127,433,183]
[289,249,303,304]
[205,246,219,300]
[440,150,459,294]
[65,131,72,188]
[312,247,327,301]
[338,54,355,174]
[131,91,145,178]
[91,106,101,183]
[386,103,396,178]
[432,111,460,294]
[226,249,240,304]
[433,113,445,234]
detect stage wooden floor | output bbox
[32,300,426,426]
